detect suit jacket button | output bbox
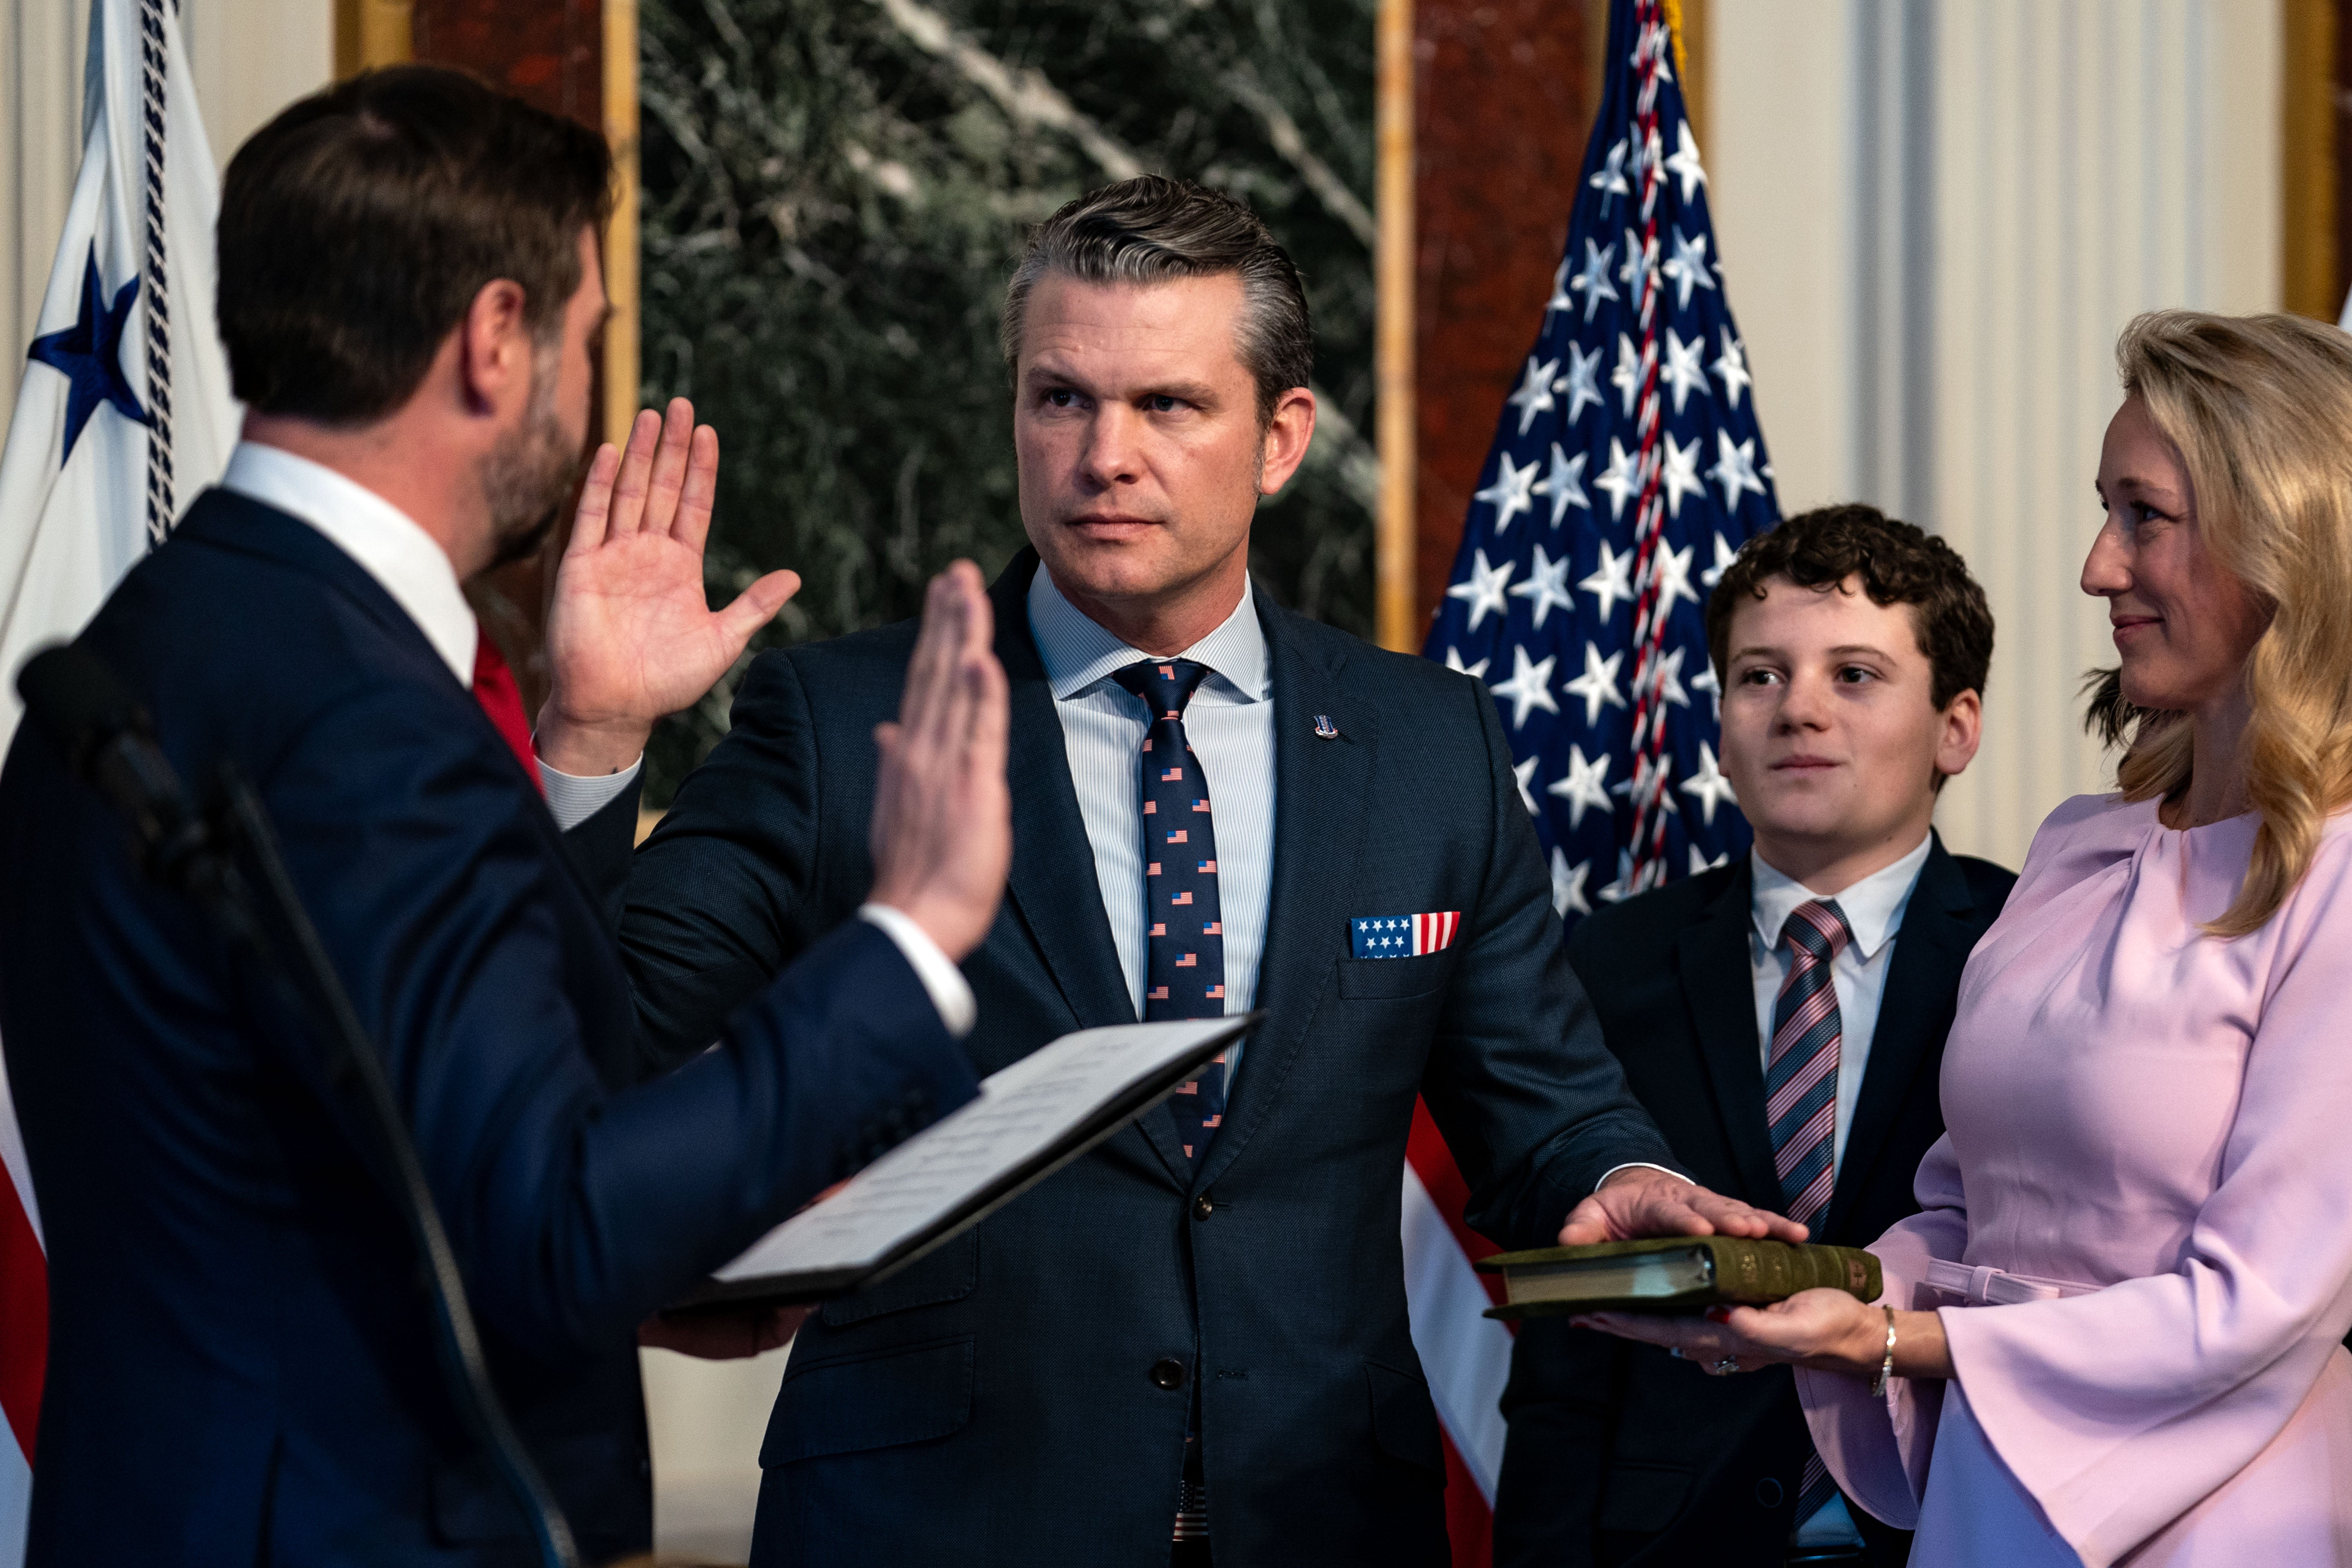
[1149,1358,1187,1390]
[1192,1195,1214,1221]
[1755,1476,1784,1508]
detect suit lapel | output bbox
[1826,835,1975,1240]
[986,555,1191,1181]
[179,490,455,679]
[1198,593,1370,1191]
[992,550,1137,1033]
[1675,862,1782,1208]
[176,490,612,913]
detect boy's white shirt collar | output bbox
[1749,831,1934,958]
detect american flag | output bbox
[1425,0,1777,908]
[1403,2,1780,1560]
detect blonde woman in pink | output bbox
[1578,310,2352,1566]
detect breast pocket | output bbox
[1337,950,1456,1002]
[818,1229,978,1328]
[761,1337,975,1467]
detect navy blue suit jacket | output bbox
[0,489,980,1566]
[1494,843,2013,1568]
[572,549,1681,1566]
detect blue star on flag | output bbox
[28,245,149,463]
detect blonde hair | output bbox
[2100,310,2352,936]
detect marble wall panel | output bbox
[1409,0,1605,630]
[414,0,603,127]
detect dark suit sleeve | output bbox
[1494,1317,1625,1568]
[258,679,978,1356]
[561,770,645,935]
[1490,923,1641,1566]
[1419,677,1685,1251]
[612,649,832,1068]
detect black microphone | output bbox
[16,645,217,895]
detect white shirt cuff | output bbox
[856,903,978,1038]
[537,754,643,831]
[1598,1161,1692,1187]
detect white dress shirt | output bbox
[1028,566,1274,1085]
[539,752,645,829]
[1748,831,1933,1175]
[217,440,969,1034]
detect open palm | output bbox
[538,398,798,775]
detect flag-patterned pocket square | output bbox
[1350,912,1461,958]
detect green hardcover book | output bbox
[1474,1237,1882,1319]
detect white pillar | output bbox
[1706,0,1862,521]
[179,0,334,182]
[2,0,96,438]
[1708,0,2281,870]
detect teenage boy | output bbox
[1493,504,2014,1568]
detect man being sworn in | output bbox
[546,177,1804,1568]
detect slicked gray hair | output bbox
[1000,176,1314,427]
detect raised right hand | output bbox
[536,399,799,777]
[867,563,1011,963]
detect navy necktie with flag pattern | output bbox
[1767,897,1852,1530]
[1115,657,1230,1550]
[1112,658,1229,1164]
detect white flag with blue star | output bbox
[0,0,238,746]
[0,2,237,1558]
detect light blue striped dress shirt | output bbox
[1027,567,1274,1088]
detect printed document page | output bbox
[713,1016,1244,1290]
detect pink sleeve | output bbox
[1933,851,2352,1566]
[1796,1134,1969,1529]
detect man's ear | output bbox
[1933,686,1984,782]
[456,278,530,416]
[1257,385,1318,496]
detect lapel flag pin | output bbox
[1314,715,1339,740]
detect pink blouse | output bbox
[1799,793,2352,1568]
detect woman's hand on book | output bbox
[1572,1294,1955,1383]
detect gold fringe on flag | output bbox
[1661,0,1690,84]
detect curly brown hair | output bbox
[1704,503,1994,713]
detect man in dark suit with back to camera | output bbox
[540,176,1805,1568]
[0,67,1013,1566]
[1493,506,2015,1568]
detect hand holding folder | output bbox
[662,1014,1256,1318]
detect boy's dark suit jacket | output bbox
[569,548,1682,1566]
[0,490,978,1567]
[1492,840,2013,1568]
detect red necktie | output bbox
[470,629,542,795]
